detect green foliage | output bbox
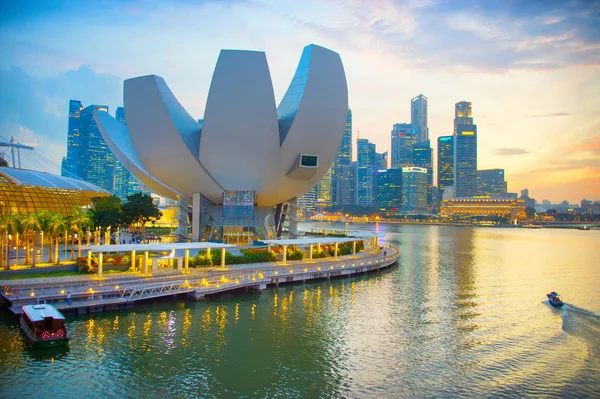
[286,247,304,260]
[0,155,8,167]
[91,196,121,230]
[339,245,352,256]
[76,256,97,274]
[312,249,326,258]
[122,192,162,230]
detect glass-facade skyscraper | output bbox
[357,138,376,206]
[332,108,352,204]
[61,100,83,178]
[391,123,417,168]
[453,101,477,197]
[401,167,428,213]
[79,104,116,193]
[477,169,507,197]
[412,140,433,210]
[315,167,332,205]
[437,135,454,199]
[411,94,428,143]
[113,106,145,200]
[376,168,402,215]
[339,162,357,206]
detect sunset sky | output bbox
[1,0,598,203]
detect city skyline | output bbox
[1,0,598,203]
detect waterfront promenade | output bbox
[1,246,399,316]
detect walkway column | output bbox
[334,242,338,260]
[184,249,189,273]
[131,250,136,271]
[192,193,201,241]
[221,247,226,268]
[282,245,288,264]
[309,244,313,262]
[267,243,271,253]
[317,242,321,253]
[98,252,103,279]
[206,247,211,261]
[352,241,356,257]
[143,251,148,275]
[87,249,92,268]
[115,231,119,245]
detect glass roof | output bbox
[0,167,107,193]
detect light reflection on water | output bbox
[0,224,599,398]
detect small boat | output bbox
[20,304,69,347]
[547,292,564,309]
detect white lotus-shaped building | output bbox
[94,44,348,240]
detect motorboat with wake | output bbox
[547,292,564,309]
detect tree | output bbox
[525,207,536,220]
[91,195,122,232]
[122,192,162,234]
[47,213,66,265]
[68,206,93,259]
[0,155,8,167]
[0,213,19,270]
[20,213,41,266]
[35,210,54,264]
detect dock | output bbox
[1,247,399,316]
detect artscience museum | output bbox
[94,44,348,241]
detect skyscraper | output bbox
[391,123,417,168]
[376,168,402,215]
[376,151,388,170]
[453,101,477,197]
[61,100,83,178]
[412,140,433,210]
[357,138,376,206]
[298,186,317,219]
[437,135,454,199]
[401,167,428,213]
[79,104,116,192]
[332,108,352,204]
[315,166,332,205]
[339,162,357,206]
[411,94,428,143]
[113,106,145,200]
[477,169,507,197]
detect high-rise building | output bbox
[78,104,116,193]
[357,138,376,206]
[453,101,477,197]
[401,167,428,213]
[437,135,454,199]
[113,106,145,200]
[332,108,352,203]
[376,151,388,170]
[298,186,317,219]
[376,168,402,215]
[61,100,84,178]
[315,167,332,205]
[412,140,433,210]
[391,123,417,168]
[411,94,428,143]
[339,162,357,206]
[477,169,507,197]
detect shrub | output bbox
[286,248,304,261]
[76,256,97,273]
[312,249,326,258]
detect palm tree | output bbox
[0,213,20,270]
[20,213,41,266]
[69,206,93,259]
[35,210,53,264]
[47,213,66,265]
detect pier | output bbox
[1,246,399,316]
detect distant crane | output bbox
[0,136,34,168]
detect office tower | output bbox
[357,138,376,206]
[76,104,116,192]
[61,100,84,178]
[477,169,507,197]
[332,109,352,203]
[437,135,454,199]
[376,151,388,170]
[376,168,402,215]
[339,162,357,205]
[298,186,317,218]
[453,101,477,197]
[391,123,417,168]
[113,107,145,200]
[315,167,332,205]
[412,140,433,210]
[411,94,428,143]
[401,167,428,213]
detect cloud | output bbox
[494,148,531,156]
[524,112,571,118]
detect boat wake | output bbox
[561,304,600,363]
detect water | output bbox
[1,224,599,398]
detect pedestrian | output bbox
[67,292,72,305]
